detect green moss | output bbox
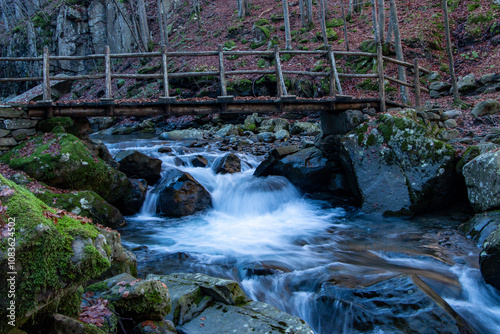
[326,18,344,28]
[235,296,249,306]
[378,123,394,143]
[254,18,269,26]
[0,175,109,330]
[357,133,365,145]
[257,58,267,68]
[366,134,377,146]
[223,40,237,51]
[280,54,293,62]
[258,26,270,40]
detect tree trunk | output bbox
[283,0,292,50]
[442,0,459,102]
[386,8,393,43]
[237,0,245,18]
[137,0,150,51]
[389,0,407,103]
[318,0,328,47]
[371,0,379,44]
[341,0,350,51]
[306,0,313,27]
[378,0,385,44]
[299,0,306,27]
[245,0,252,16]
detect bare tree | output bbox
[283,0,292,50]
[442,0,459,102]
[378,0,385,43]
[306,0,313,27]
[137,0,150,50]
[370,0,379,44]
[341,0,350,51]
[389,0,407,103]
[157,0,168,46]
[317,0,328,46]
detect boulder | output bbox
[213,153,241,174]
[480,223,500,290]
[340,112,457,215]
[316,275,459,333]
[429,81,452,92]
[275,129,290,140]
[479,73,500,85]
[456,73,478,94]
[254,145,300,177]
[95,227,137,279]
[51,314,106,334]
[272,147,337,193]
[133,320,177,334]
[471,99,500,117]
[243,113,262,132]
[257,131,276,143]
[102,279,171,320]
[0,175,111,331]
[460,211,500,245]
[117,178,147,215]
[34,189,125,228]
[159,129,205,140]
[152,169,212,217]
[321,109,364,135]
[0,133,131,206]
[463,150,500,212]
[290,121,321,136]
[190,155,208,168]
[115,150,162,185]
[215,124,239,137]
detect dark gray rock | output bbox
[471,99,500,117]
[480,223,500,290]
[321,109,363,135]
[115,150,162,185]
[257,131,276,143]
[191,155,208,167]
[340,112,457,215]
[456,73,478,94]
[429,81,452,91]
[213,153,241,174]
[153,169,212,217]
[254,145,300,177]
[460,212,500,245]
[133,320,177,334]
[118,178,147,215]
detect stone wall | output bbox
[0,106,38,155]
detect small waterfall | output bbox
[139,191,159,216]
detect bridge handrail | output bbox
[0,45,431,110]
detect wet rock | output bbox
[95,227,137,279]
[190,155,208,167]
[213,153,241,174]
[272,147,336,193]
[340,112,457,215]
[257,131,276,143]
[321,109,364,135]
[316,275,459,333]
[159,129,205,140]
[456,143,500,175]
[115,150,162,185]
[158,147,173,153]
[118,178,147,215]
[102,279,171,321]
[254,145,300,177]
[133,320,177,334]
[275,129,290,140]
[463,150,500,212]
[471,99,500,117]
[460,211,500,245]
[153,169,212,217]
[480,223,500,290]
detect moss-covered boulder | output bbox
[0,133,131,205]
[102,279,171,320]
[34,189,125,228]
[339,111,457,215]
[0,175,111,331]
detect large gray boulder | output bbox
[115,150,162,185]
[340,111,457,215]
[212,153,241,174]
[456,73,478,94]
[159,129,205,140]
[480,222,500,290]
[152,169,212,217]
[471,99,500,117]
[463,150,500,212]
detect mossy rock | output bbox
[254,18,270,26]
[103,279,171,321]
[0,175,110,331]
[37,117,74,133]
[0,133,131,205]
[34,189,125,228]
[223,40,236,51]
[326,18,344,28]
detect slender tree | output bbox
[137,0,150,50]
[378,0,385,44]
[283,0,292,50]
[306,0,313,27]
[318,0,328,47]
[442,0,459,102]
[389,0,407,103]
[341,0,350,51]
[371,0,379,44]
[299,0,306,27]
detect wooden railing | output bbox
[0,45,430,112]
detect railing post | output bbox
[103,46,113,101]
[274,45,288,97]
[413,58,421,107]
[42,46,51,102]
[218,45,228,97]
[377,45,386,113]
[327,46,337,97]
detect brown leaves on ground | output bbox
[43,208,93,225]
[141,320,158,329]
[79,298,113,328]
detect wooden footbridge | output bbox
[0,45,430,119]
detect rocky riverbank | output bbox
[2,99,500,332]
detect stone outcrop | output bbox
[429,73,500,98]
[153,169,212,217]
[0,107,37,154]
[339,111,457,215]
[115,150,162,185]
[463,150,500,212]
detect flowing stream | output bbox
[100,136,500,334]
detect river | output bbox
[100,136,500,334]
